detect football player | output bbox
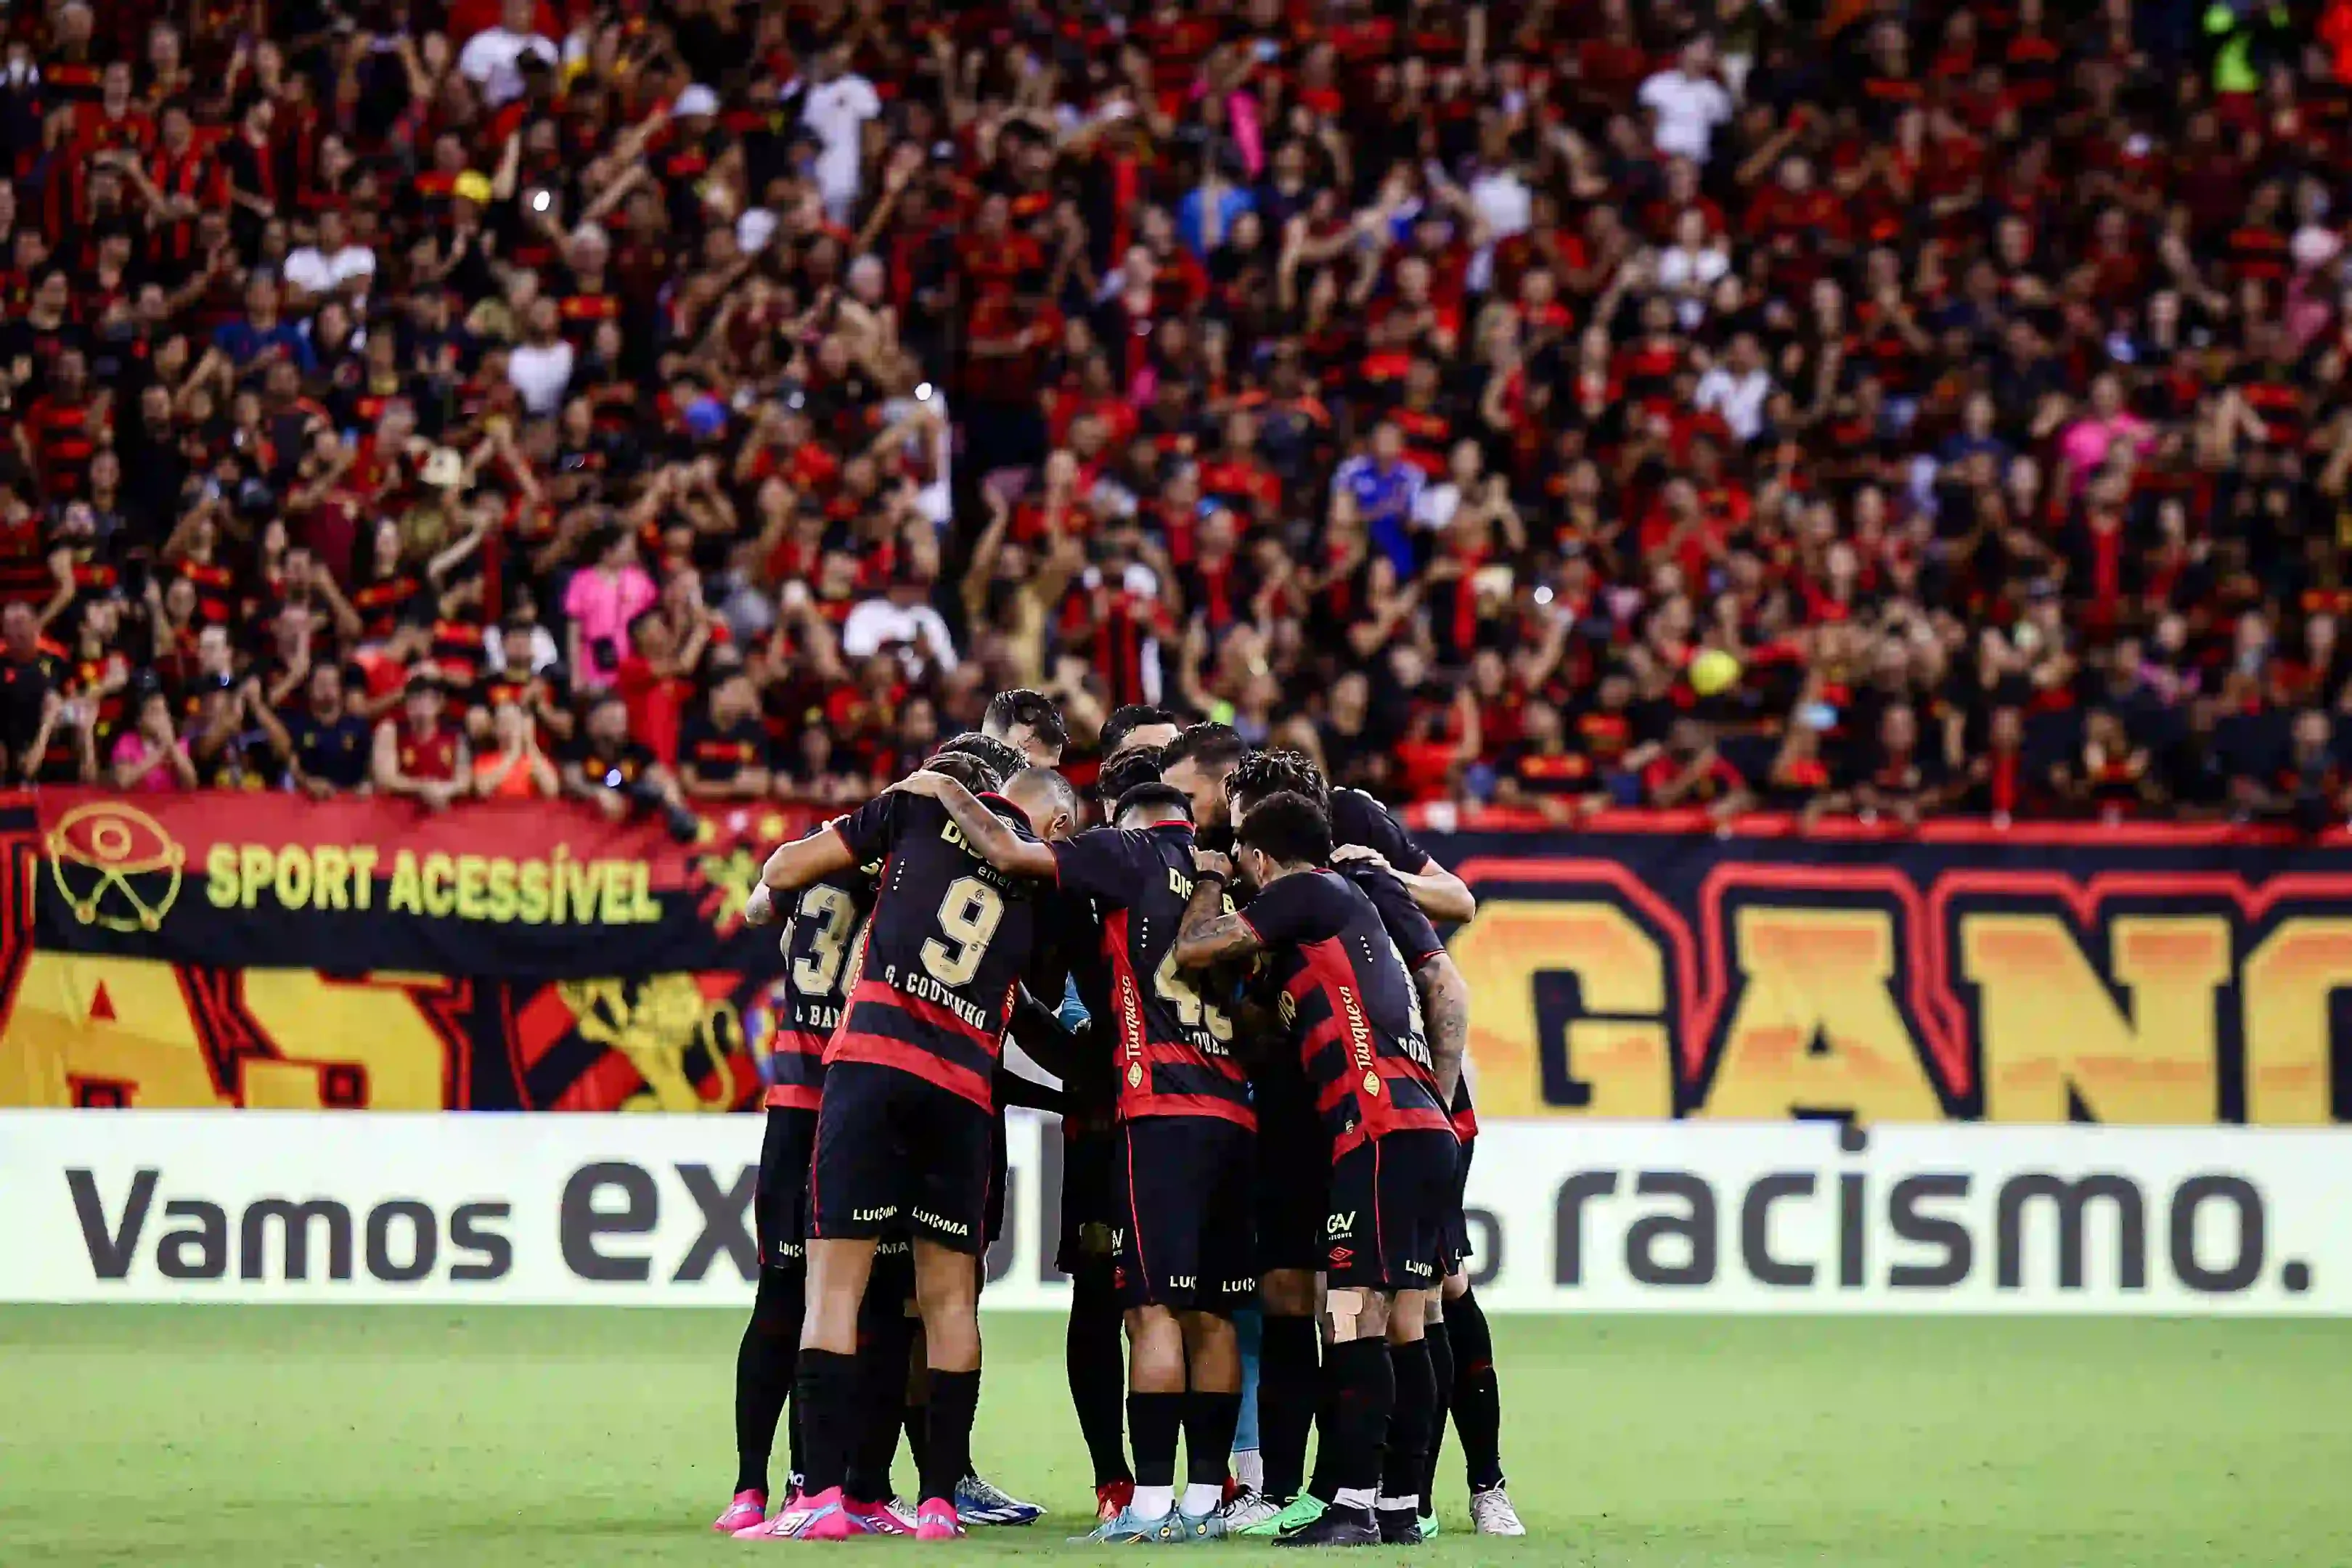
[746,755,1081,1539]
[1172,792,1464,1548]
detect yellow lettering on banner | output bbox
[2238,917,2352,1124]
[455,854,489,920]
[1967,913,2226,1124]
[205,845,237,908]
[235,971,448,1109]
[239,844,271,908]
[274,845,311,910]
[387,851,422,913]
[349,847,378,907]
[1445,899,1671,1116]
[486,858,518,922]
[0,952,233,1107]
[518,859,550,923]
[560,857,595,924]
[600,860,630,924]
[420,852,457,918]
[630,862,661,923]
[314,845,351,910]
[1701,907,1943,1122]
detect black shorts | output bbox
[987,1110,1009,1246]
[808,1061,993,1254]
[1056,1124,1122,1278]
[1254,1095,1329,1275]
[869,1236,915,1304]
[1113,1115,1257,1315]
[1324,1130,1458,1293]
[756,1105,818,1270]
[1440,1135,1475,1275]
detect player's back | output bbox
[828,788,1044,1111]
[1250,867,1450,1153]
[1052,820,1254,1127]
[765,864,875,1111]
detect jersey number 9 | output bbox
[921,875,1005,987]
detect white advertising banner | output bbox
[2,1111,2348,1313]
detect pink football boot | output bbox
[733,1487,859,1541]
[712,1489,767,1534]
[844,1497,913,1536]
[914,1498,965,1541]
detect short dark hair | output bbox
[983,688,1069,750]
[1228,748,1328,816]
[934,730,1026,782]
[922,751,1002,795]
[1101,703,1178,759]
[1236,790,1331,870]
[1161,721,1248,777]
[1113,781,1193,825]
[1095,744,1166,807]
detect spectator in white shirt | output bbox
[1653,208,1730,329]
[798,46,881,226]
[1694,333,1774,444]
[1638,38,1735,165]
[280,208,375,301]
[842,567,960,675]
[1413,439,1490,533]
[505,298,575,417]
[457,0,557,109]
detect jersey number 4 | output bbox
[1152,947,1234,1042]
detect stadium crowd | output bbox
[3,0,2351,828]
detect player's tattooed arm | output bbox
[1173,851,1262,968]
[1416,950,1471,1103]
[891,769,1061,878]
[756,823,856,906]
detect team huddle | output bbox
[717,691,1525,1545]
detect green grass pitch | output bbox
[2,1307,2348,1567]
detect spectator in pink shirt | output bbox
[563,526,658,690]
[2058,373,2155,492]
[109,690,198,791]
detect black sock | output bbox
[1069,1264,1131,1487]
[1127,1389,1183,1489]
[902,1404,930,1481]
[1258,1313,1318,1500]
[792,1347,860,1498]
[1421,1320,1453,1508]
[1380,1340,1435,1514]
[1304,1371,1341,1500]
[1183,1390,1242,1490]
[1323,1338,1395,1504]
[732,1267,804,1495]
[919,1368,981,1506]
[1447,1287,1504,1490]
[846,1300,916,1503]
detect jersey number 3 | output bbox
[921,876,1005,987]
[791,884,861,996]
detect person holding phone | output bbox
[563,524,656,690]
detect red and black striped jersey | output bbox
[824,791,1047,1111]
[1240,867,1454,1159]
[762,861,875,1113]
[1328,788,1474,1138]
[1050,820,1254,1130]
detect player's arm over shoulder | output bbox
[756,799,889,910]
[1339,787,1475,922]
[898,768,1061,878]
